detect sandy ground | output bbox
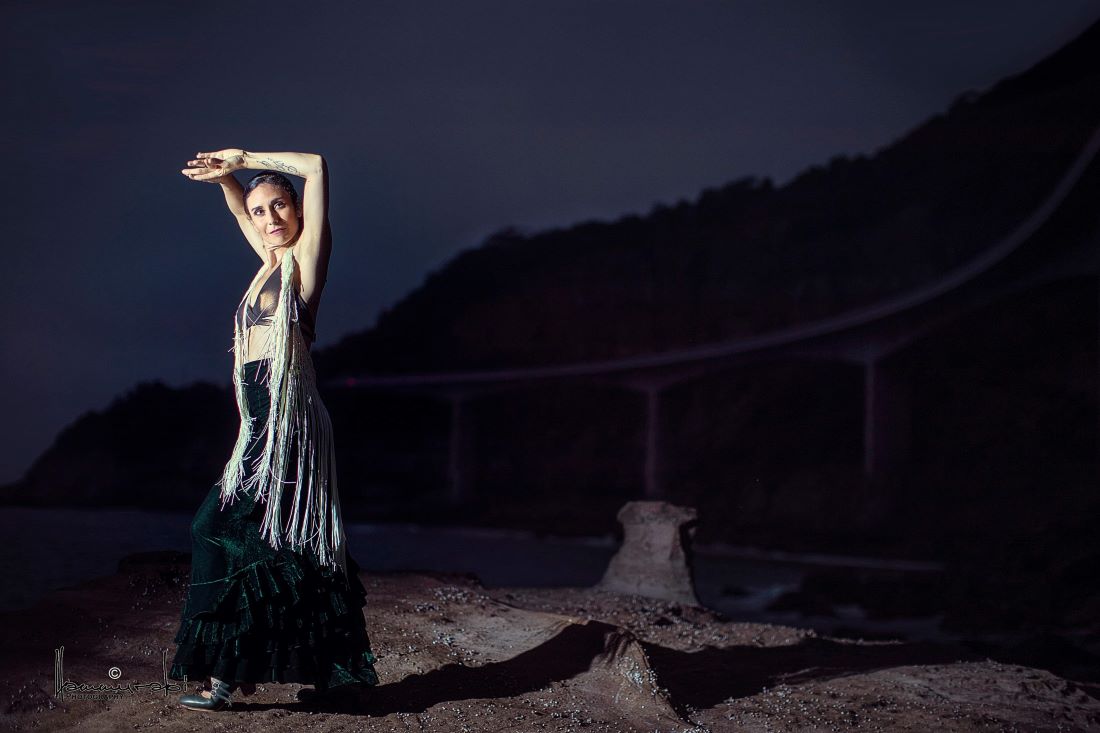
[1,551,1098,732]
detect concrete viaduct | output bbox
[327,127,1100,503]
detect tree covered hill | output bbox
[319,18,1100,377]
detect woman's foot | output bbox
[179,677,236,711]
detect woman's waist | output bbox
[239,313,316,347]
[237,332,315,363]
[240,356,318,388]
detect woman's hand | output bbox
[180,148,247,182]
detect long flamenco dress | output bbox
[169,252,379,691]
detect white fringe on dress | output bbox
[215,252,348,578]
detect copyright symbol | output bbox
[108,666,122,680]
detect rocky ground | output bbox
[2,551,1099,732]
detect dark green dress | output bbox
[169,358,379,691]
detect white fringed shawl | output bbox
[215,251,348,578]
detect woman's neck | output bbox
[267,237,300,268]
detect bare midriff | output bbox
[241,322,313,364]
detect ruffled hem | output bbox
[168,548,380,690]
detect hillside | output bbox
[318,18,1100,377]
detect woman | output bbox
[168,149,379,711]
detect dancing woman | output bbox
[169,149,379,711]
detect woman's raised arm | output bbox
[232,151,322,180]
[189,149,329,255]
[228,151,330,296]
[183,149,332,290]
[218,175,269,261]
[215,174,248,216]
[181,153,270,262]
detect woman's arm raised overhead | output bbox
[180,153,270,262]
[221,175,271,262]
[232,151,330,299]
[184,148,332,300]
[239,152,328,254]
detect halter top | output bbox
[236,265,317,343]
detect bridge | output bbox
[326,127,1100,504]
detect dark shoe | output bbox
[179,678,235,711]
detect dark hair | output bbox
[243,171,301,216]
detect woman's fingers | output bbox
[180,167,226,181]
[186,149,242,178]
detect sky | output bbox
[1,0,1098,485]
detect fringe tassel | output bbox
[215,288,254,507]
[215,253,348,578]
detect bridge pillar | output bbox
[863,359,911,481]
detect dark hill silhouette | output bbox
[317,17,1100,377]
[2,381,236,508]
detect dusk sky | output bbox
[2,1,1098,485]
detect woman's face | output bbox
[245,183,301,247]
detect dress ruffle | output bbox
[169,545,379,690]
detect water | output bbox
[0,506,949,642]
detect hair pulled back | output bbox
[243,170,301,216]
